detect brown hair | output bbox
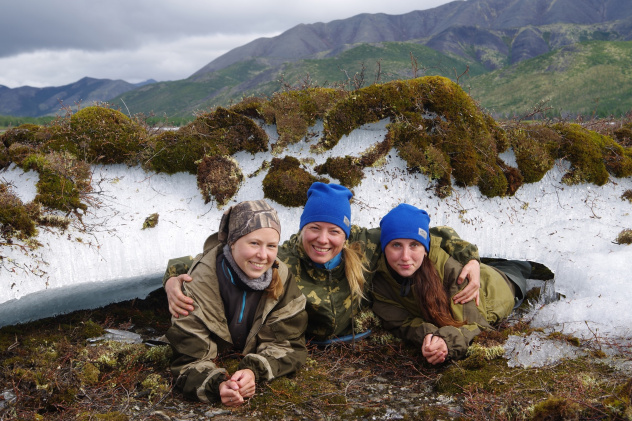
[265,262,284,300]
[412,257,464,327]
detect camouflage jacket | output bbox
[371,238,514,361]
[163,225,480,341]
[166,234,308,403]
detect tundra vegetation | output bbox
[1,76,631,420]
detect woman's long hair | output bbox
[412,257,464,327]
[265,263,283,300]
[343,241,369,306]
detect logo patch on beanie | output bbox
[343,215,350,227]
[418,227,428,239]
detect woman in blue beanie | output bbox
[372,203,530,364]
[163,183,483,343]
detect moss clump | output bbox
[77,412,128,421]
[148,107,268,174]
[0,123,49,148]
[260,88,347,153]
[320,77,510,198]
[7,142,38,166]
[140,373,170,400]
[47,106,148,165]
[531,396,583,420]
[554,123,631,185]
[21,152,91,213]
[315,156,364,188]
[197,155,244,206]
[0,182,39,239]
[613,122,632,147]
[498,160,524,196]
[615,228,632,245]
[622,189,632,203]
[262,156,327,207]
[0,143,9,169]
[509,124,558,183]
[78,362,100,386]
[142,213,159,230]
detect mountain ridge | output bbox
[3,0,632,119]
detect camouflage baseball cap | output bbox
[218,200,281,245]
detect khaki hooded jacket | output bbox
[166,233,308,403]
[371,236,515,361]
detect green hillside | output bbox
[116,43,486,119]
[469,41,632,118]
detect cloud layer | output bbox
[0,0,454,87]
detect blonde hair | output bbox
[298,230,368,306]
[343,241,369,306]
[265,263,284,300]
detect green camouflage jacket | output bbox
[166,234,308,403]
[163,225,480,341]
[371,237,514,361]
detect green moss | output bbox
[320,77,509,198]
[262,156,327,207]
[46,106,149,165]
[261,88,347,153]
[314,156,364,188]
[78,362,100,386]
[21,152,90,213]
[509,125,558,183]
[142,213,159,230]
[140,373,170,400]
[613,122,632,147]
[0,182,38,239]
[7,142,37,166]
[0,123,49,148]
[0,143,9,169]
[80,320,106,339]
[197,155,244,206]
[554,123,614,185]
[531,396,582,420]
[615,228,632,245]
[148,107,268,174]
[547,331,581,346]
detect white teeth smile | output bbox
[313,246,330,252]
[250,262,265,269]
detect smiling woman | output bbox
[166,199,308,407]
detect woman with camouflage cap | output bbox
[164,182,482,343]
[166,200,307,406]
[372,204,529,364]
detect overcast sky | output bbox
[0,0,456,88]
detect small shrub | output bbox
[622,189,632,203]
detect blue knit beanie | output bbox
[380,204,430,252]
[299,182,352,238]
